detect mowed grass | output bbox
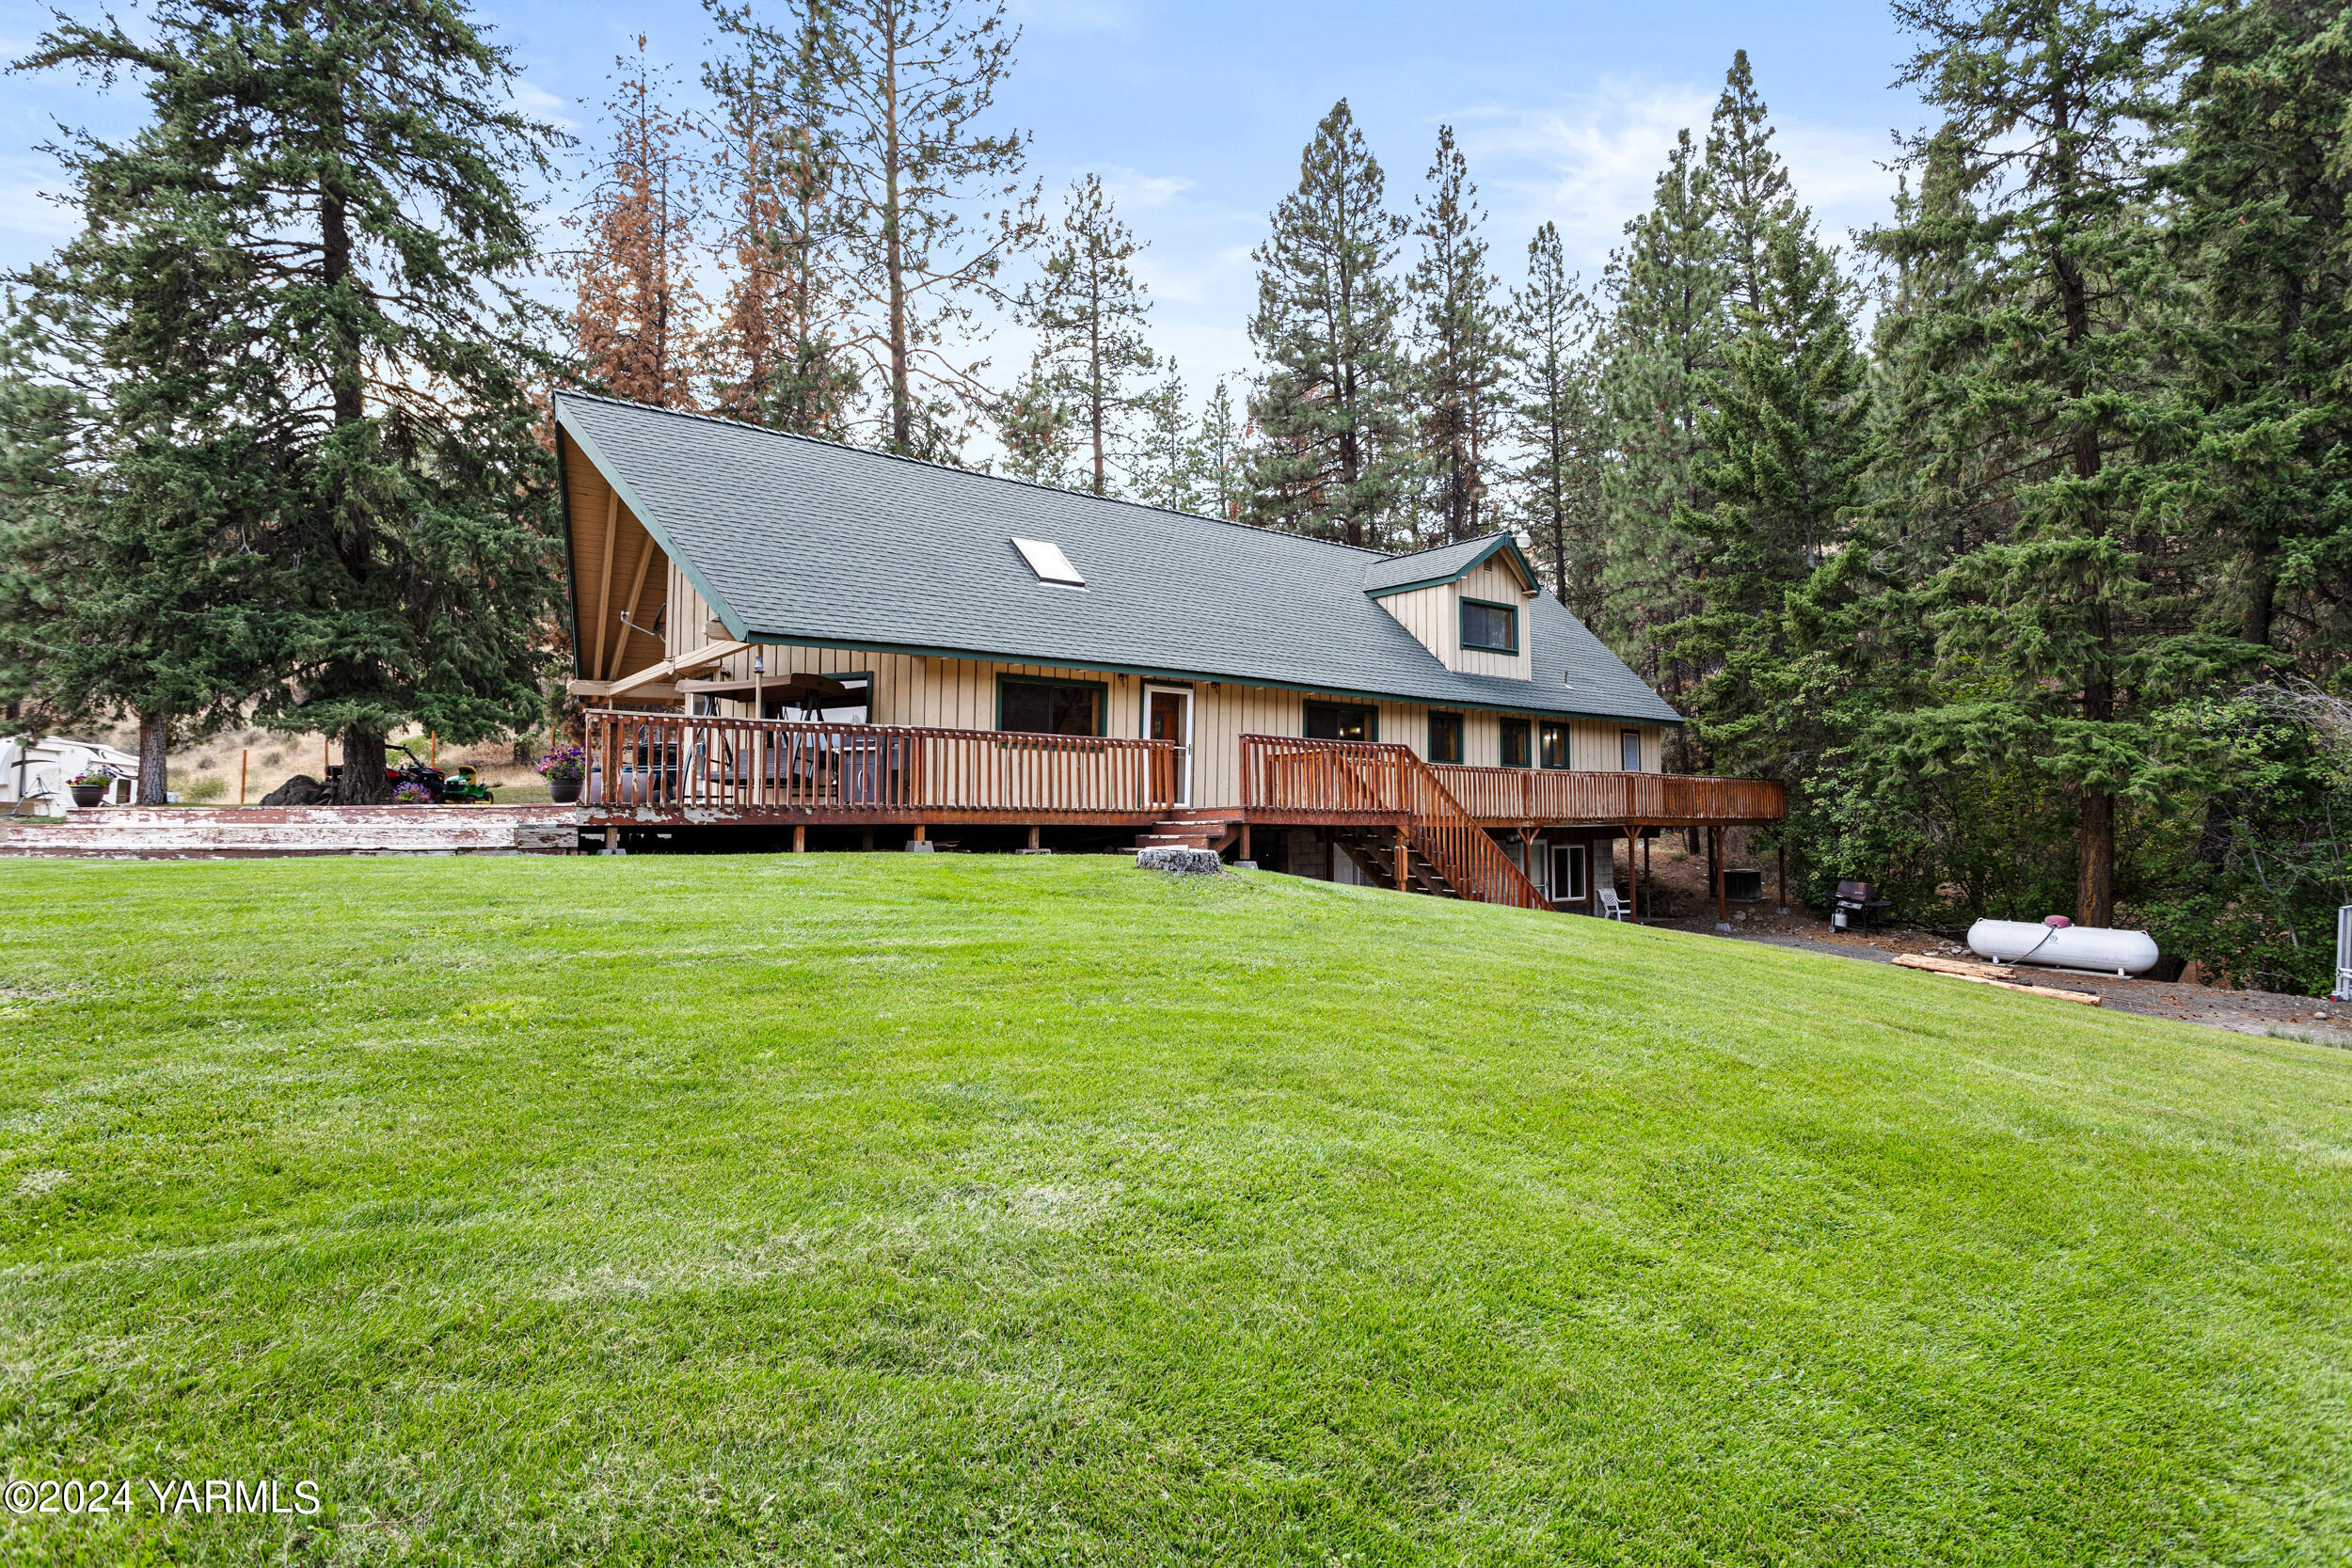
[1,854,2348,1566]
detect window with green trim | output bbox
[998,676,1105,736]
[1499,717,1531,768]
[1460,597,1518,654]
[1539,721,1570,769]
[1303,702,1377,742]
[1427,710,1464,765]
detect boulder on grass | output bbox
[1136,847,1221,876]
[259,774,332,807]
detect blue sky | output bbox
[1,0,1926,403]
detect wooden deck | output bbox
[582,711,1184,826]
[1238,736,1786,830]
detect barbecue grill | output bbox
[1831,879,1893,930]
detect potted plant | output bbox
[392,780,435,805]
[538,745,587,804]
[67,768,113,809]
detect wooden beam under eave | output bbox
[606,530,657,683]
[591,485,619,679]
[603,640,753,700]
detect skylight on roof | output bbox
[1011,537,1085,587]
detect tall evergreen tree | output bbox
[1871,0,2193,927]
[573,38,703,409]
[1670,230,1874,759]
[1246,100,1413,548]
[1597,129,1725,700]
[1126,371,1197,513]
[1406,126,1510,545]
[1014,174,1155,496]
[1509,222,1608,622]
[2156,0,2352,666]
[0,220,280,800]
[1190,378,1247,522]
[827,0,1036,459]
[21,0,570,803]
[993,367,1075,486]
[1705,49,1807,318]
[702,3,863,434]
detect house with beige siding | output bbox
[555,390,1782,914]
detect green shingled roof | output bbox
[556,391,1683,726]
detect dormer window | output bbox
[1461,598,1518,654]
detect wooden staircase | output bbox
[1133,808,1239,854]
[1239,736,1549,911]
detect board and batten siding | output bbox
[1454,557,1534,681]
[678,640,1661,811]
[1372,557,1534,681]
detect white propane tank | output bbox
[1966,919,2161,977]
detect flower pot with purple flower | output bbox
[392,780,435,805]
[68,768,114,809]
[539,745,587,804]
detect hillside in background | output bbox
[1,856,2346,1562]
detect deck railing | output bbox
[1427,764,1785,826]
[1239,736,1549,910]
[585,711,1184,817]
[1240,736,1785,827]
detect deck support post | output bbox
[1240,823,1251,862]
[1711,827,1725,925]
[1623,825,1638,922]
[602,825,618,854]
[1394,829,1410,893]
[913,822,927,844]
[1026,825,1041,851]
[1778,842,1788,912]
[793,824,806,853]
[1643,832,1651,914]
[861,829,875,852]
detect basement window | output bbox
[1011,537,1085,587]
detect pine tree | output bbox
[1190,378,1247,522]
[1508,222,1608,621]
[993,369,1076,486]
[573,38,703,409]
[1015,175,1155,496]
[1597,129,1725,699]
[1126,372,1197,513]
[1247,101,1413,548]
[702,3,863,434]
[1406,126,1511,545]
[1869,0,2190,927]
[1705,50,1807,319]
[1669,230,1873,763]
[2156,0,2352,665]
[827,0,1037,458]
[0,220,281,800]
[21,0,570,803]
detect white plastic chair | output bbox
[1595,887,1627,922]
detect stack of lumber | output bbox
[0,804,581,860]
[1892,952,2102,1006]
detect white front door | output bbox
[1144,685,1193,808]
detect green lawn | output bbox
[3,855,2347,1565]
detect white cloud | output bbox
[1454,77,1902,284]
[506,77,579,132]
